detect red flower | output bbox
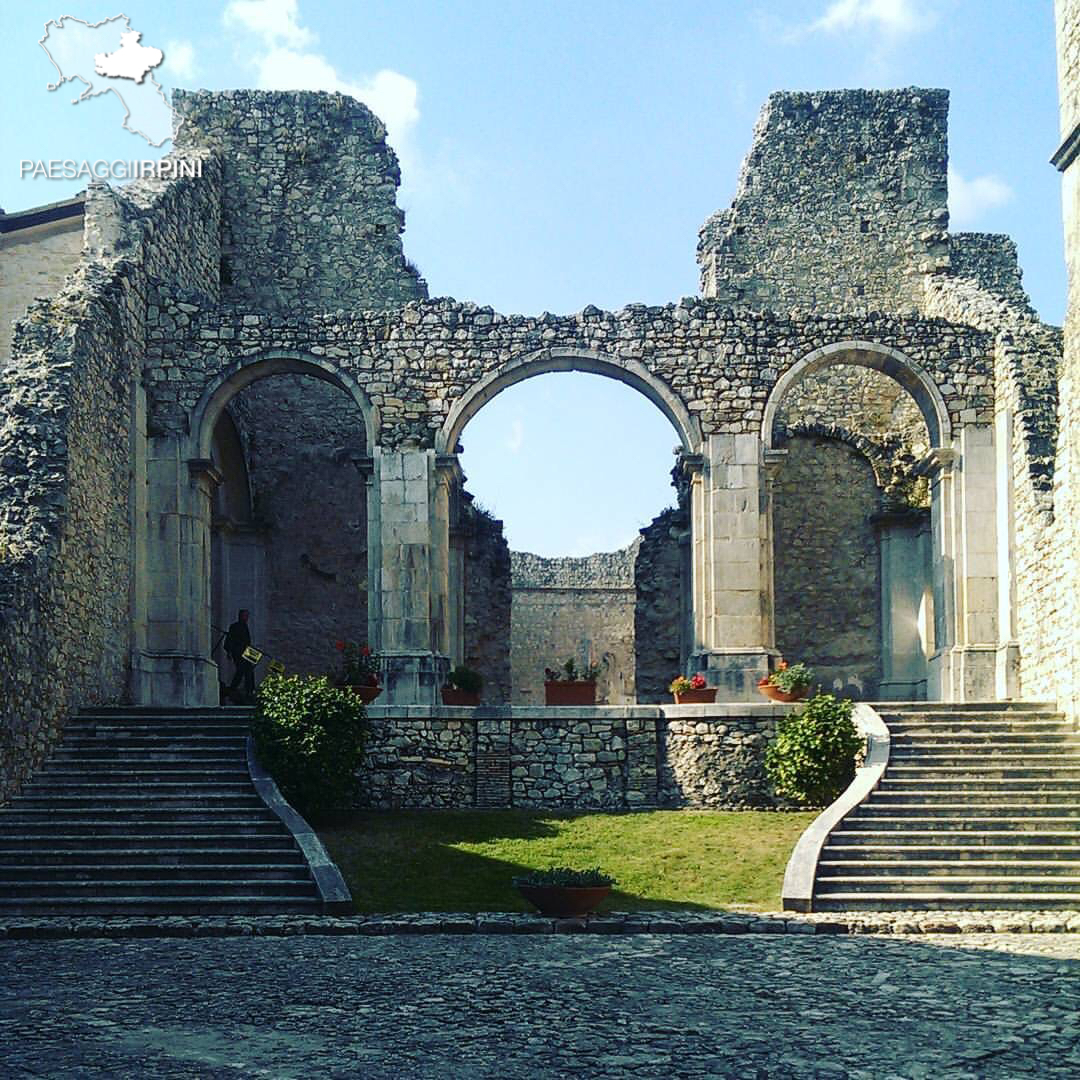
[777,660,788,671]
[335,640,346,652]
[360,645,371,656]
[690,673,707,690]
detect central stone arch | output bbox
[437,347,702,456]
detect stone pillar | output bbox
[994,406,1020,698]
[874,508,931,700]
[370,445,451,704]
[686,434,777,700]
[132,439,220,706]
[924,428,1001,701]
[624,714,659,807]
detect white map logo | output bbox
[40,14,177,147]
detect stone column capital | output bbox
[916,447,958,478]
[186,458,223,489]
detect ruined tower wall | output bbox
[461,507,512,704]
[0,153,223,802]
[698,88,950,313]
[172,90,426,314]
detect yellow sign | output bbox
[267,660,286,676]
[241,646,264,664]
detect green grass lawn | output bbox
[318,809,817,914]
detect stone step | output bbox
[0,844,302,863]
[0,831,293,849]
[811,893,1080,912]
[828,828,1080,846]
[9,794,267,810]
[0,878,318,899]
[47,753,246,767]
[874,703,1058,713]
[821,844,1080,861]
[0,897,323,917]
[17,781,258,797]
[61,735,247,748]
[70,721,250,736]
[855,803,1080,818]
[839,815,1080,831]
[0,816,283,835]
[869,790,1080,806]
[891,743,1080,757]
[817,858,1080,876]
[815,875,1080,894]
[0,863,312,883]
[877,777,1080,792]
[890,731,1079,745]
[35,768,253,783]
[884,765,1080,779]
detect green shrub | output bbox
[764,693,863,807]
[252,674,368,817]
[445,665,483,694]
[512,867,616,888]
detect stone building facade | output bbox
[0,79,1071,803]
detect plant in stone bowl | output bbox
[757,660,814,702]
[543,657,600,705]
[669,673,717,704]
[334,640,382,703]
[512,867,616,917]
[442,664,483,706]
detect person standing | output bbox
[224,608,255,700]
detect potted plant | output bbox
[757,659,813,703]
[442,664,483,706]
[543,657,600,706]
[334,640,382,704]
[512,867,616,917]
[669,672,717,704]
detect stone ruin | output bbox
[0,82,1070,807]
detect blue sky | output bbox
[2,1,1065,555]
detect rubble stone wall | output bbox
[509,548,638,704]
[0,153,223,803]
[354,707,787,809]
[461,507,512,705]
[634,508,686,703]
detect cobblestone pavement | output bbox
[1,934,1077,1078]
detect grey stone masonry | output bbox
[698,88,950,312]
[355,705,792,810]
[172,90,426,313]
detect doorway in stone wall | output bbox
[456,369,692,705]
[208,371,370,690]
[768,363,934,701]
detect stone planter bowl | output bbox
[344,684,382,704]
[515,884,612,917]
[757,682,809,703]
[441,687,481,706]
[673,688,717,704]
[544,680,597,706]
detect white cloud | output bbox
[948,166,1013,226]
[223,2,421,189]
[811,0,936,37]
[505,419,525,454]
[163,40,197,81]
[223,0,314,48]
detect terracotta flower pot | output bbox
[757,681,808,703]
[344,684,382,704]
[673,687,717,704]
[441,687,481,706]
[544,680,597,706]
[515,884,612,917]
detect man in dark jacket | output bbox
[224,609,255,699]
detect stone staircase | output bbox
[0,708,327,916]
[814,702,1080,911]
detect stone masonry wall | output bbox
[225,374,369,676]
[949,233,1034,312]
[172,90,426,314]
[773,435,884,699]
[354,707,788,810]
[0,208,84,364]
[634,507,686,703]
[461,505,511,704]
[1056,0,1080,721]
[0,147,223,803]
[698,89,950,313]
[510,548,638,704]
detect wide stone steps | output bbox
[0,708,326,916]
[812,704,1080,911]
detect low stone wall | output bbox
[355,705,790,810]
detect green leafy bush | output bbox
[512,867,616,888]
[252,674,368,817]
[445,665,483,694]
[764,693,863,807]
